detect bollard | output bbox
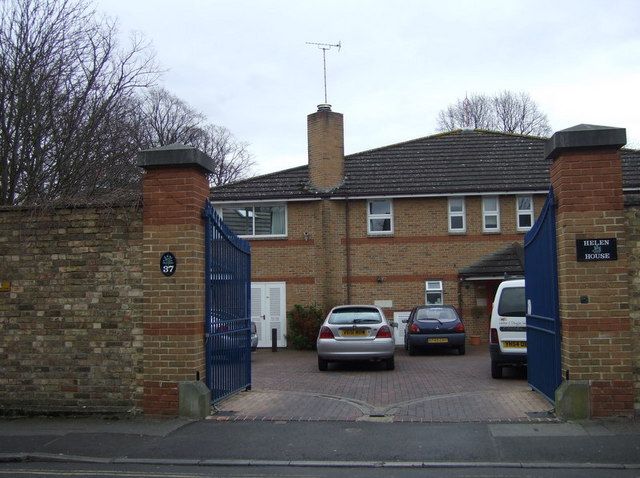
[271,328,278,352]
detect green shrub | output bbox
[286,304,325,350]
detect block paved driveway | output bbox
[213,345,556,423]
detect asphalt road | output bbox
[1,417,640,475]
[2,462,640,478]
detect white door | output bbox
[251,282,286,348]
[393,311,411,346]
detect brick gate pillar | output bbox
[545,125,634,417]
[137,144,214,416]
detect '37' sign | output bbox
[160,252,177,276]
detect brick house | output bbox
[210,105,640,348]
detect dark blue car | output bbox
[403,305,466,356]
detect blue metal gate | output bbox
[203,200,252,403]
[524,189,561,402]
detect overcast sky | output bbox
[97,0,640,175]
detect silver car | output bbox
[316,305,395,371]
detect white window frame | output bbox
[425,280,444,305]
[219,203,288,238]
[482,196,500,233]
[367,199,393,235]
[448,197,466,233]
[516,195,534,232]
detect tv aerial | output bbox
[306,41,341,105]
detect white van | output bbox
[489,278,527,378]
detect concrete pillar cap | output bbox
[137,143,215,174]
[544,124,626,160]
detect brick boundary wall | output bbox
[138,144,215,416]
[0,203,143,414]
[625,199,640,414]
[1,143,217,417]
[547,126,634,417]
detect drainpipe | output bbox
[345,196,352,303]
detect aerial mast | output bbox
[305,41,341,105]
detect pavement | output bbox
[1,417,639,470]
[1,346,639,470]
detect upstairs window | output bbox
[516,195,534,231]
[220,204,286,237]
[448,197,466,233]
[482,196,500,232]
[368,199,393,235]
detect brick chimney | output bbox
[307,104,344,191]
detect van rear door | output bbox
[497,285,527,353]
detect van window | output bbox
[498,287,525,317]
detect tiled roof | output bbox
[210,165,312,201]
[210,129,640,201]
[458,242,525,278]
[626,193,640,207]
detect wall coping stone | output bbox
[137,143,215,174]
[545,124,626,160]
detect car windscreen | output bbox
[498,287,526,317]
[328,308,382,325]
[416,307,458,322]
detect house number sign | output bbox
[160,252,177,276]
[576,238,617,262]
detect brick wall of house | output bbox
[248,193,545,336]
[250,201,322,308]
[0,204,143,414]
[626,202,640,414]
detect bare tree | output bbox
[436,90,552,136]
[0,0,159,205]
[195,125,255,187]
[133,88,255,186]
[133,87,205,147]
[493,91,552,136]
[437,94,495,131]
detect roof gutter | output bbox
[210,188,639,204]
[329,190,550,200]
[210,197,323,204]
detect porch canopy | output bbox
[458,242,525,281]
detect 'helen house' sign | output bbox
[576,238,617,262]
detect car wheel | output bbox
[491,360,502,379]
[408,341,416,356]
[458,344,466,355]
[385,357,395,371]
[318,357,328,371]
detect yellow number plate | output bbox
[427,337,449,344]
[503,341,527,348]
[341,329,366,337]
